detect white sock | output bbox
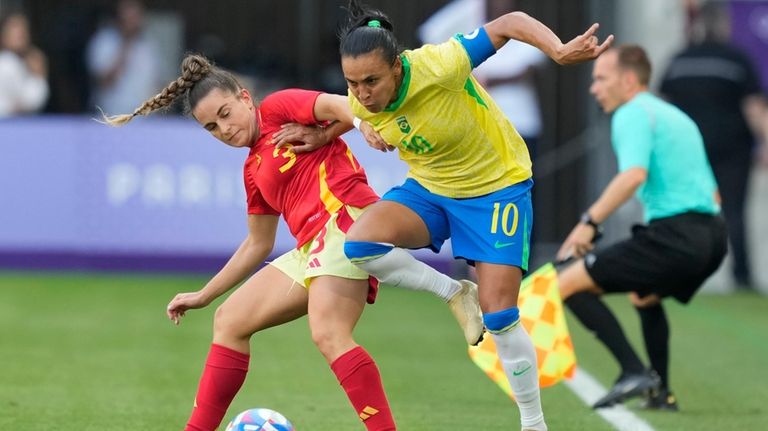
[354,247,461,301]
[492,323,546,429]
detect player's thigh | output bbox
[447,180,533,270]
[346,200,432,248]
[307,275,369,337]
[216,264,308,337]
[475,262,523,313]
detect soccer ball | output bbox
[224,408,295,431]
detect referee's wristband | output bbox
[580,212,603,242]
[352,117,362,130]
[579,212,600,230]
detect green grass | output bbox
[0,271,766,430]
[569,293,768,431]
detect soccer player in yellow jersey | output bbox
[335,1,612,430]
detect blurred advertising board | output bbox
[0,116,449,272]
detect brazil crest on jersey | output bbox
[348,36,532,198]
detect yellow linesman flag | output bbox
[468,263,576,398]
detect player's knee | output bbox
[483,307,520,334]
[344,221,370,242]
[212,303,250,339]
[309,322,346,362]
[343,240,393,265]
[309,323,329,350]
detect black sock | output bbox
[636,302,670,390]
[565,291,645,376]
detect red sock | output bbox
[185,344,250,431]
[331,346,396,431]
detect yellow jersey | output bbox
[348,38,532,198]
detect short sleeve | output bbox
[259,89,322,126]
[611,103,654,171]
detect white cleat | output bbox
[447,279,484,345]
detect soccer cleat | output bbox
[639,388,679,411]
[592,370,661,408]
[447,279,484,346]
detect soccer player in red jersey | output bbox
[103,54,480,431]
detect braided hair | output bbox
[339,0,400,64]
[101,54,242,126]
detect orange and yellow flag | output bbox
[468,263,576,397]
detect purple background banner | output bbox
[731,1,768,92]
[0,116,450,272]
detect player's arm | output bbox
[482,12,613,65]
[166,214,278,324]
[271,120,350,153]
[556,167,647,260]
[273,93,393,153]
[316,93,394,152]
[271,93,353,153]
[199,214,278,301]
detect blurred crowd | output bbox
[0,10,47,116]
[0,0,161,116]
[0,0,296,117]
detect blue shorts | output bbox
[382,178,533,270]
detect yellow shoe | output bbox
[447,280,484,345]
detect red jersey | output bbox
[244,89,379,247]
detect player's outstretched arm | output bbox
[166,214,278,325]
[484,12,613,65]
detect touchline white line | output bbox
[564,367,657,431]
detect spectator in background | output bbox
[86,0,160,114]
[419,0,547,159]
[661,1,768,290]
[0,12,49,117]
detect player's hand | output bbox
[556,223,596,261]
[272,123,329,154]
[359,121,396,152]
[553,23,613,65]
[166,291,209,325]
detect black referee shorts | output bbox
[585,212,727,304]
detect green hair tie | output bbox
[367,20,381,28]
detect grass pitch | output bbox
[0,271,765,430]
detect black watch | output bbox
[580,212,600,230]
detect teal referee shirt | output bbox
[611,92,719,222]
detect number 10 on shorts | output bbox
[491,202,518,236]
